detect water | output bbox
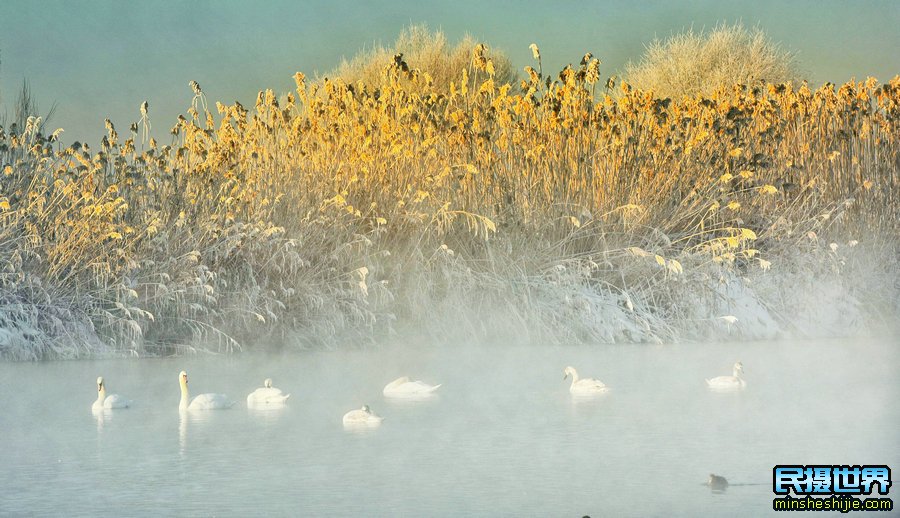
[1,338,897,516]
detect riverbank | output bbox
[1,70,898,359]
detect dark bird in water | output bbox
[707,474,729,491]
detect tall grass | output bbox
[325,24,517,90]
[0,40,897,359]
[624,23,800,99]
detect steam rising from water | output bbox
[0,337,896,515]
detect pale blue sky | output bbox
[1,0,898,144]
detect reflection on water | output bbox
[342,421,383,434]
[569,391,610,404]
[247,404,288,419]
[383,393,440,406]
[178,406,244,455]
[0,338,896,516]
[92,407,108,433]
[178,409,188,455]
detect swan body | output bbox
[563,366,609,395]
[92,377,131,411]
[706,362,746,390]
[179,371,235,410]
[342,405,384,426]
[247,378,291,406]
[383,376,441,397]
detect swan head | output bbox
[264,378,273,388]
[96,376,104,391]
[563,366,577,380]
[179,371,188,386]
[362,405,371,413]
[733,362,744,375]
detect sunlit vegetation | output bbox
[1,39,897,359]
[624,23,800,99]
[325,24,517,91]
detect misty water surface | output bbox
[0,338,896,516]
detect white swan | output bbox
[383,376,441,397]
[247,378,291,406]
[92,376,131,412]
[706,362,746,390]
[342,405,384,426]
[179,371,235,410]
[563,366,609,395]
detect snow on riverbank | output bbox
[1,236,896,360]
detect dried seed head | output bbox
[473,43,488,71]
[586,58,601,85]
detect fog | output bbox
[1,336,896,515]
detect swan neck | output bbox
[180,379,190,409]
[97,385,106,405]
